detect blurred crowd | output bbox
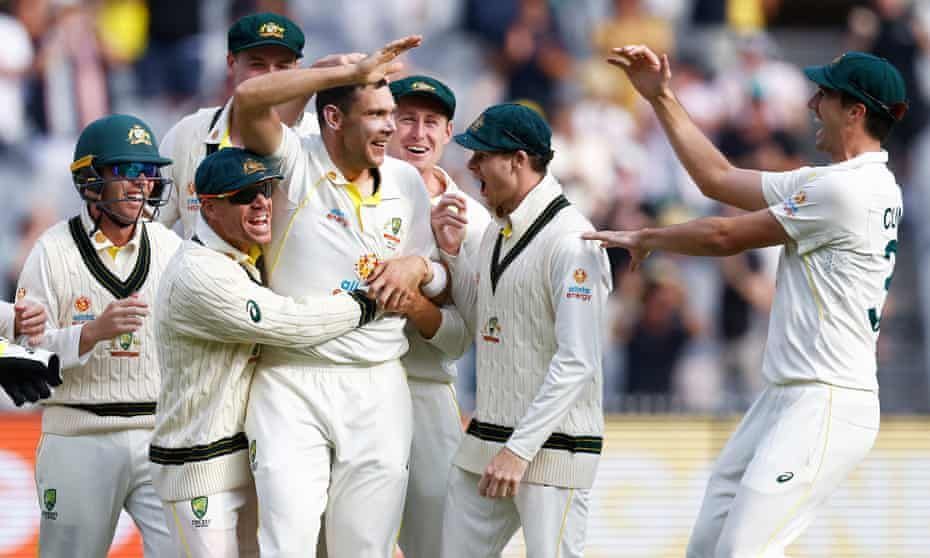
[1,0,929,413]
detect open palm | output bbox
[355,35,423,85]
[607,45,672,101]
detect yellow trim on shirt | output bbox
[106,246,122,261]
[344,182,382,229]
[246,244,262,267]
[171,502,194,558]
[269,175,328,276]
[218,128,233,150]
[555,488,575,557]
[501,224,513,239]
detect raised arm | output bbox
[609,45,766,212]
[234,36,422,156]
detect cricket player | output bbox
[17,114,180,556]
[585,46,907,557]
[158,12,314,238]
[234,36,447,557]
[150,147,378,558]
[387,75,492,558]
[431,103,611,558]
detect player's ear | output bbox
[512,150,528,171]
[323,105,343,131]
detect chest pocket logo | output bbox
[382,217,403,251]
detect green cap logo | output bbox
[247,300,261,323]
[191,496,208,519]
[127,125,153,146]
[258,21,285,39]
[44,488,57,512]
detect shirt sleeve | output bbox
[422,305,470,360]
[505,230,612,461]
[267,123,306,204]
[156,123,182,230]
[442,243,480,337]
[0,301,13,339]
[16,243,89,369]
[764,173,859,255]
[166,252,362,347]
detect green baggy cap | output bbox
[454,103,552,157]
[228,12,304,58]
[804,52,908,121]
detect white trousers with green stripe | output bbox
[686,382,879,558]
[441,466,590,558]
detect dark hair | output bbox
[315,79,388,128]
[527,151,553,174]
[839,91,894,143]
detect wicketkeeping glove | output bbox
[0,338,61,407]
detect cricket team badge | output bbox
[382,217,403,250]
[110,332,140,357]
[127,125,153,146]
[42,488,58,520]
[481,316,502,344]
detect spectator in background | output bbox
[590,0,674,110]
[621,258,703,405]
[25,0,109,137]
[0,1,34,152]
[496,0,572,116]
[135,0,203,107]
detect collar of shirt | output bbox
[830,150,888,171]
[205,99,234,148]
[311,139,406,216]
[493,174,563,241]
[79,204,143,257]
[194,214,262,270]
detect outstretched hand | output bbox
[607,45,672,101]
[582,230,652,272]
[353,35,423,85]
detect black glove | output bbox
[348,289,378,327]
[0,341,61,407]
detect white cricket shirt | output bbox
[762,150,902,391]
[263,124,437,364]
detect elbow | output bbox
[697,163,736,201]
[233,80,261,116]
[706,218,742,256]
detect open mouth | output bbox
[406,145,429,155]
[247,214,269,228]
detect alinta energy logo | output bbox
[566,268,593,301]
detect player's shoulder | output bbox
[163,106,223,141]
[144,221,183,251]
[32,219,72,251]
[382,156,428,197]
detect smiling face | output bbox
[201,182,273,252]
[228,45,299,86]
[388,96,453,173]
[330,85,397,175]
[94,166,154,223]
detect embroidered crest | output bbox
[481,317,501,343]
[573,268,587,284]
[127,125,152,146]
[258,21,285,39]
[243,158,266,175]
[411,81,436,92]
[75,296,91,313]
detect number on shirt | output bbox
[867,239,897,332]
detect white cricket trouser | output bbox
[35,428,175,557]
[686,382,880,558]
[398,379,463,558]
[441,466,590,558]
[245,358,412,558]
[163,483,258,558]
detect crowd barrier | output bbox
[1,414,927,557]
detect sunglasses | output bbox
[110,162,160,178]
[201,181,274,205]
